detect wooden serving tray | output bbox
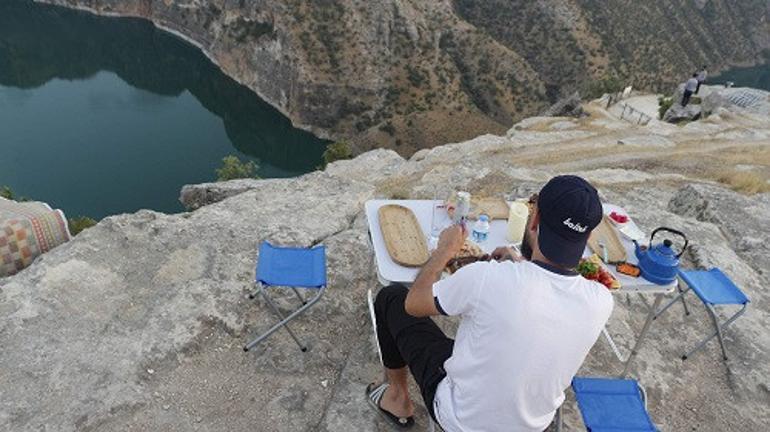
[447,197,510,220]
[472,197,510,220]
[378,205,430,267]
[588,215,627,263]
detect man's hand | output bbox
[405,224,466,318]
[491,246,524,262]
[436,224,466,260]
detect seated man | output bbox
[367,175,614,431]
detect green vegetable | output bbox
[577,260,599,276]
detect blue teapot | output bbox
[634,227,688,285]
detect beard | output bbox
[520,213,535,261]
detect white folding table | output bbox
[365,200,677,376]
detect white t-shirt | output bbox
[432,260,613,432]
[685,78,699,92]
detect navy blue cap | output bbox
[537,175,603,268]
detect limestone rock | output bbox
[574,168,684,186]
[325,149,406,186]
[668,183,770,273]
[549,120,579,130]
[702,87,770,117]
[663,103,701,123]
[541,92,585,118]
[510,116,554,131]
[180,178,270,210]
[0,172,374,431]
[701,90,730,116]
[617,135,675,148]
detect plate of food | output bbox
[445,240,489,274]
[605,207,645,242]
[616,262,641,278]
[577,254,621,290]
[608,211,629,226]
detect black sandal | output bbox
[366,382,415,429]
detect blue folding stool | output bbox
[557,377,657,431]
[243,242,327,352]
[654,268,749,361]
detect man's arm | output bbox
[405,224,465,317]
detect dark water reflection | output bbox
[710,62,770,91]
[0,0,327,218]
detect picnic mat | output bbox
[0,198,71,277]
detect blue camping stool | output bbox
[243,242,327,352]
[654,268,749,361]
[556,377,657,431]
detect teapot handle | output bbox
[650,227,689,258]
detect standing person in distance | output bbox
[682,73,699,107]
[695,66,708,94]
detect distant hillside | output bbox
[36,0,770,154]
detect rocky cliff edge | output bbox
[2,97,770,431]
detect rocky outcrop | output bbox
[702,87,770,117]
[663,104,702,123]
[3,98,770,431]
[664,85,770,123]
[325,149,406,186]
[0,172,376,431]
[179,150,406,210]
[180,178,268,210]
[616,135,674,148]
[34,0,770,153]
[542,92,585,118]
[669,183,770,275]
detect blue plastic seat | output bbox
[256,242,326,288]
[244,242,327,353]
[654,268,749,362]
[572,377,657,432]
[678,268,749,306]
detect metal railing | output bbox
[619,103,653,125]
[606,86,634,108]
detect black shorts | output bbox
[374,284,455,421]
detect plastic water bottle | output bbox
[472,215,490,243]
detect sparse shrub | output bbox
[406,65,427,87]
[320,141,353,169]
[658,96,673,119]
[586,76,624,99]
[507,74,518,89]
[717,171,770,195]
[379,122,396,136]
[0,186,28,202]
[0,185,14,200]
[216,155,260,181]
[68,216,97,236]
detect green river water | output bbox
[710,62,770,91]
[0,0,327,219]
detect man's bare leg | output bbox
[379,366,415,418]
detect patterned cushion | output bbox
[0,198,71,277]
